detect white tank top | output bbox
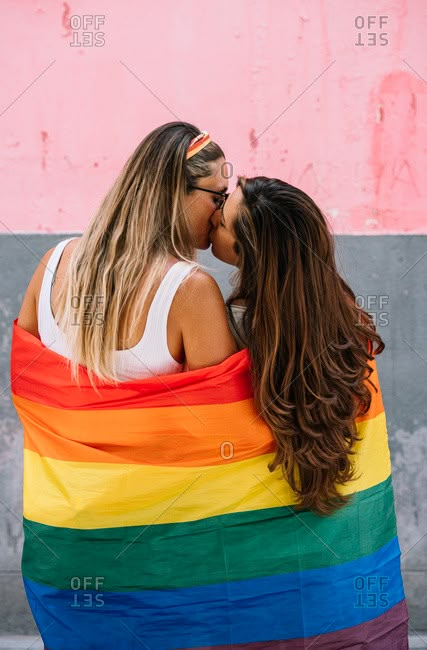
[38,237,198,381]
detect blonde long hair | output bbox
[53,122,224,387]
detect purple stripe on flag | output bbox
[183,599,409,650]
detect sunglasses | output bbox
[189,186,229,213]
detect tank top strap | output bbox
[38,237,79,327]
[141,261,198,356]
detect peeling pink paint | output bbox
[62,2,71,37]
[249,129,258,149]
[370,71,425,230]
[40,130,48,171]
[0,0,425,234]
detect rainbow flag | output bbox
[10,318,408,649]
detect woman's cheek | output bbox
[221,231,239,265]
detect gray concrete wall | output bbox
[1,234,426,633]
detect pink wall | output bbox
[1,0,425,234]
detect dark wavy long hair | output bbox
[226,176,384,515]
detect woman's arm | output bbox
[179,270,238,371]
[17,247,56,339]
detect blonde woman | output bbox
[17,122,237,385]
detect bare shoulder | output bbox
[32,245,61,291]
[17,245,57,336]
[179,267,224,295]
[175,268,225,311]
[173,268,237,371]
[17,238,82,336]
[66,236,82,253]
[30,245,59,293]
[36,237,81,282]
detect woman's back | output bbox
[37,238,199,381]
[20,236,237,382]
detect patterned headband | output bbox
[186,131,211,160]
